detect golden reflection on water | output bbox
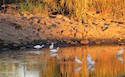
[0,45,125,77]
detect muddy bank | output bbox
[0,12,125,49]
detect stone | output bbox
[56,15,63,19]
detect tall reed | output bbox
[19,0,125,19]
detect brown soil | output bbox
[0,10,125,49]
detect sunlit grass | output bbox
[18,0,125,19]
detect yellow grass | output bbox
[19,0,125,19]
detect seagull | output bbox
[50,47,59,53]
[34,45,44,49]
[117,48,124,56]
[75,56,82,65]
[49,42,54,49]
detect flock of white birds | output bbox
[33,43,124,73]
[33,42,95,72]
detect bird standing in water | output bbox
[49,42,54,49]
[50,47,59,53]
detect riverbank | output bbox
[0,10,125,50]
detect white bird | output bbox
[34,45,44,49]
[50,47,59,53]
[75,56,82,65]
[117,48,124,56]
[49,42,54,49]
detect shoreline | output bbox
[0,11,125,50]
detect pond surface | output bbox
[0,45,125,77]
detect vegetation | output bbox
[2,0,125,19]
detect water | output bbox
[0,45,125,77]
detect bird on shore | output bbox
[50,47,59,53]
[75,56,82,65]
[49,42,54,49]
[34,45,44,49]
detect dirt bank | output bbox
[0,11,125,49]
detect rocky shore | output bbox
[0,10,125,50]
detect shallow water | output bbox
[0,45,125,77]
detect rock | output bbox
[51,23,57,28]
[56,15,63,19]
[49,14,56,18]
[63,17,70,22]
[33,18,39,24]
[80,40,89,45]
[75,33,83,39]
[23,12,34,20]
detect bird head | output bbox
[51,42,54,45]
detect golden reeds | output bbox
[19,0,125,19]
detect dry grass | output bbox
[19,0,125,19]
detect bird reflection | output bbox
[50,52,58,57]
[117,57,123,64]
[27,50,41,55]
[87,54,95,72]
[75,66,81,73]
[117,48,124,64]
[117,48,124,56]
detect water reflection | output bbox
[0,45,125,77]
[117,48,124,64]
